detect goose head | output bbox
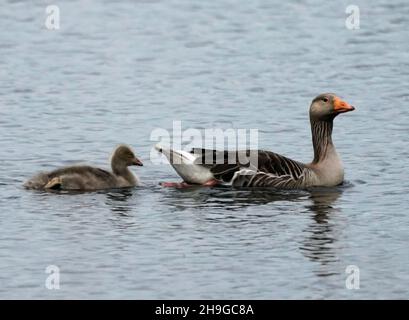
[111,145,143,174]
[310,93,355,121]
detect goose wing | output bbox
[191,148,307,188]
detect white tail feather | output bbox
[155,144,214,184]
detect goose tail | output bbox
[155,144,215,184]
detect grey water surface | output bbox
[0,0,408,299]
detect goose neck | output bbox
[311,118,334,164]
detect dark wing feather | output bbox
[191,148,250,179]
[191,148,307,188]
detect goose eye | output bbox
[322,97,329,103]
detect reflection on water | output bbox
[104,189,134,215]
[160,186,310,211]
[104,188,140,230]
[159,184,344,269]
[301,189,343,275]
[161,184,345,277]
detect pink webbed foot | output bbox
[160,179,220,188]
[202,179,220,186]
[160,181,193,188]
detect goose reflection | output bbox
[160,186,310,212]
[161,184,344,273]
[300,188,344,274]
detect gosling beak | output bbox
[132,158,143,166]
[333,97,355,114]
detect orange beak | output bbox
[333,97,355,113]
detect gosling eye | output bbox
[322,97,329,103]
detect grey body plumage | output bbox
[158,93,355,189]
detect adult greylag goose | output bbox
[156,93,355,189]
[24,145,143,191]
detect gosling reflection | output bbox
[104,188,134,215]
[103,188,139,230]
[300,188,343,273]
